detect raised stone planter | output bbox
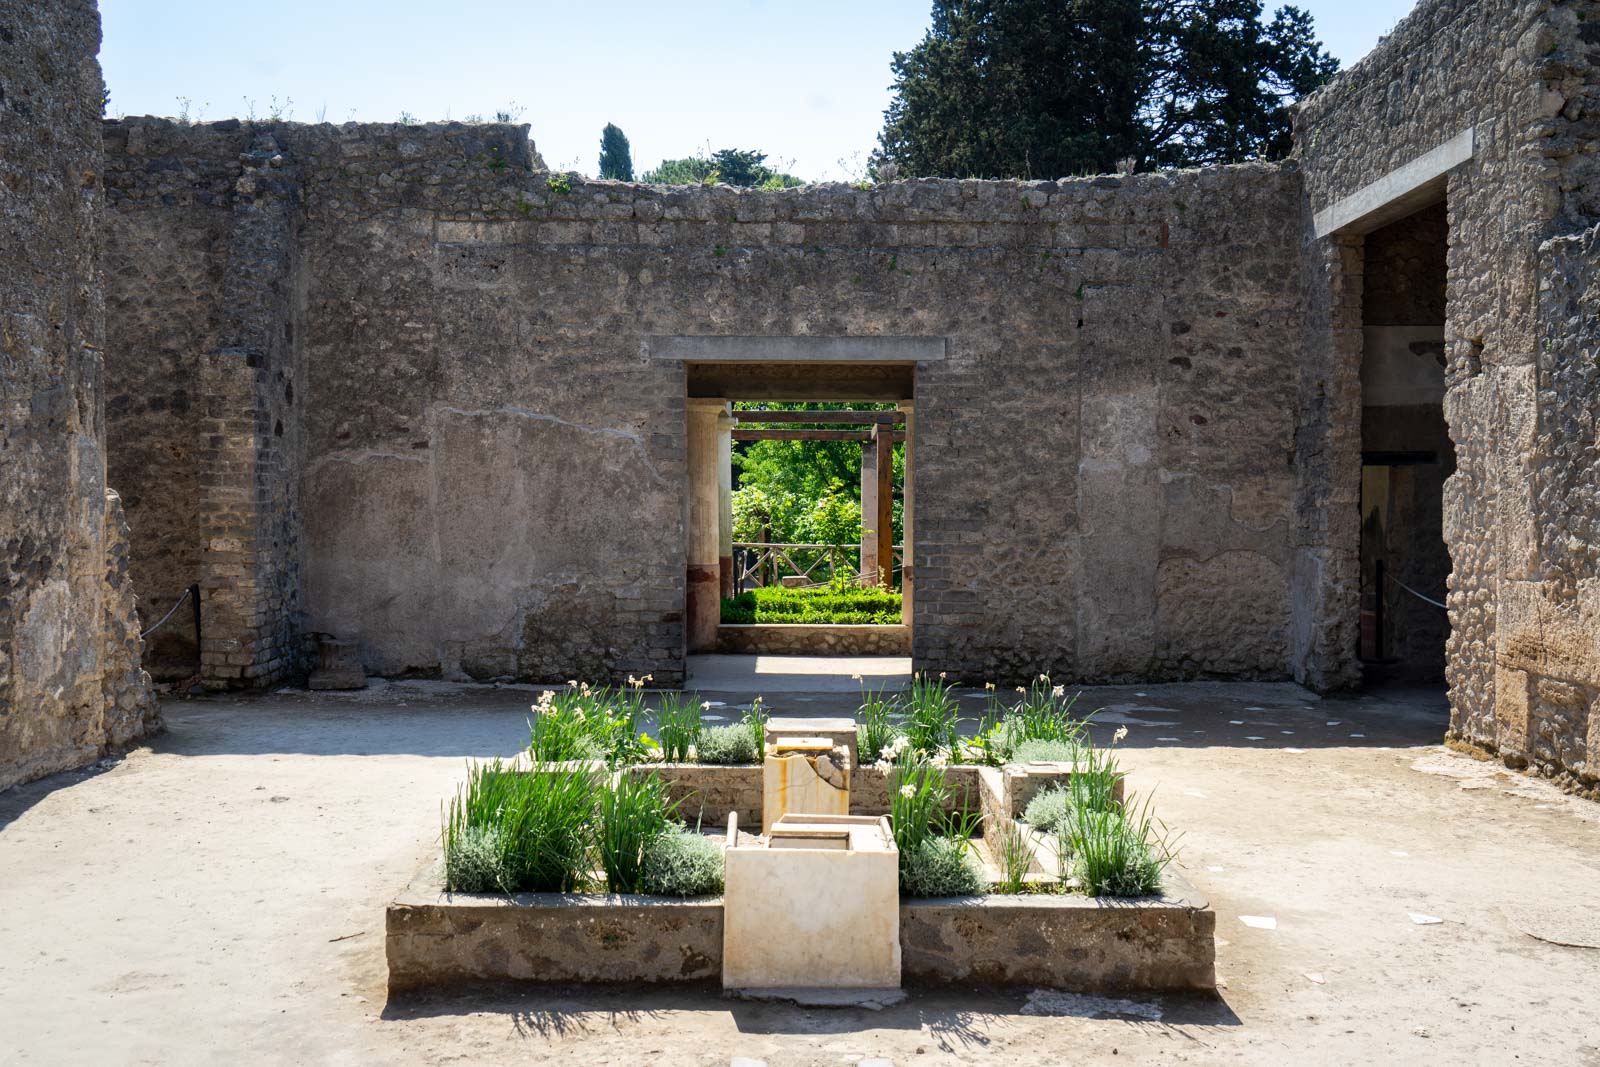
[715,623,911,656]
[900,871,1215,991]
[386,868,723,993]
[386,865,1214,994]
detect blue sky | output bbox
[100,1,1418,181]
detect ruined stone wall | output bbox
[1296,0,1600,787]
[0,0,156,790]
[102,119,1308,686]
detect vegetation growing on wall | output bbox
[642,147,805,188]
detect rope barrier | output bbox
[1384,570,1447,610]
[141,585,195,639]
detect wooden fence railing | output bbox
[733,542,904,590]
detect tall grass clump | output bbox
[598,772,675,893]
[903,671,958,758]
[442,758,599,893]
[640,828,724,896]
[656,692,703,763]
[891,754,982,897]
[527,681,654,766]
[994,822,1034,895]
[965,676,1092,765]
[1061,792,1179,897]
[743,697,769,761]
[856,678,903,765]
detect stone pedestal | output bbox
[308,636,366,690]
[762,740,850,834]
[722,813,900,992]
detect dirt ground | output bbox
[2,676,1598,1066]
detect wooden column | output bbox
[898,400,913,620]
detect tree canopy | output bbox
[641,148,805,189]
[598,123,634,180]
[875,0,1338,179]
[731,403,903,548]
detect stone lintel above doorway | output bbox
[647,335,947,363]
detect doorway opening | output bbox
[1357,200,1453,684]
[684,361,915,660]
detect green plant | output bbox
[1066,739,1123,815]
[527,683,653,766]
[640,828,725,896]
[598,772,675,893]
[1011,738,1083,763]
[744,697,769,761]
[856,681,903,765]
[547,174,572,195]
[899,836,984,897]
[696,723,757,764]
[443,823,507,893]
[442,759,600,893]
[1022,785,1071,834]
[656,692,703,763]
[903,672,958,758]
[1062,792,1179,897]
[994,822,1033,894]
[721,586,902,625]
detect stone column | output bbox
[686,399,726,653]
[718,408,737,599]
[898,401,914,622]
[860,439,880,586]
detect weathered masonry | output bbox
[0,0,157,791]
[4,0,1598,795]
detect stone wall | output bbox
[1295,0,1600,790]
[103,119,1308,686]
[0,0,156,791]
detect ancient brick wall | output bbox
[103,119,1308,686]
[0,0,156,790]
[1296,0,1600,789]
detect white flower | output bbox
[899,784,916,798]
[567,679,579,688]
[984,682,996,691]
[537,690,555,706]
[1038,673,1049,683]
[1114,726,1129,743]
[1052,684,1065,698]
[939,671,947,679]
[852,673,863,682]
[1016,687,1027,694]
[701,701,712,711]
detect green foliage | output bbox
[1062,792,1178,897]
[1022,785,1071,833]
[721,586,902,625]
[856,682,903,765]
[731,403,904,548]
[641,147,804,188]
[598,122,634,181]
[899,836,984,897]
[527,683,652,766]
[1011,738,1083,763]
[696,723,757,765]
[903,672,958,758]
[442,759,601,893]
[994,822,1034,894]
[546,173,572,195]
[965,676,1092,765]
[443,823,508,893]
[641,829,725,896]
[875,0,1339,178]
[744,697,769,761]
[598,772,675,893]
[655,692,703,763]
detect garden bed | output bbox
[386,861,1213,994]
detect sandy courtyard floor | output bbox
[2,676,1597,1065]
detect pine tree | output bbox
[875,0,1339,179]
[598,123,634,181]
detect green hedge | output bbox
[721,586,902,625]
